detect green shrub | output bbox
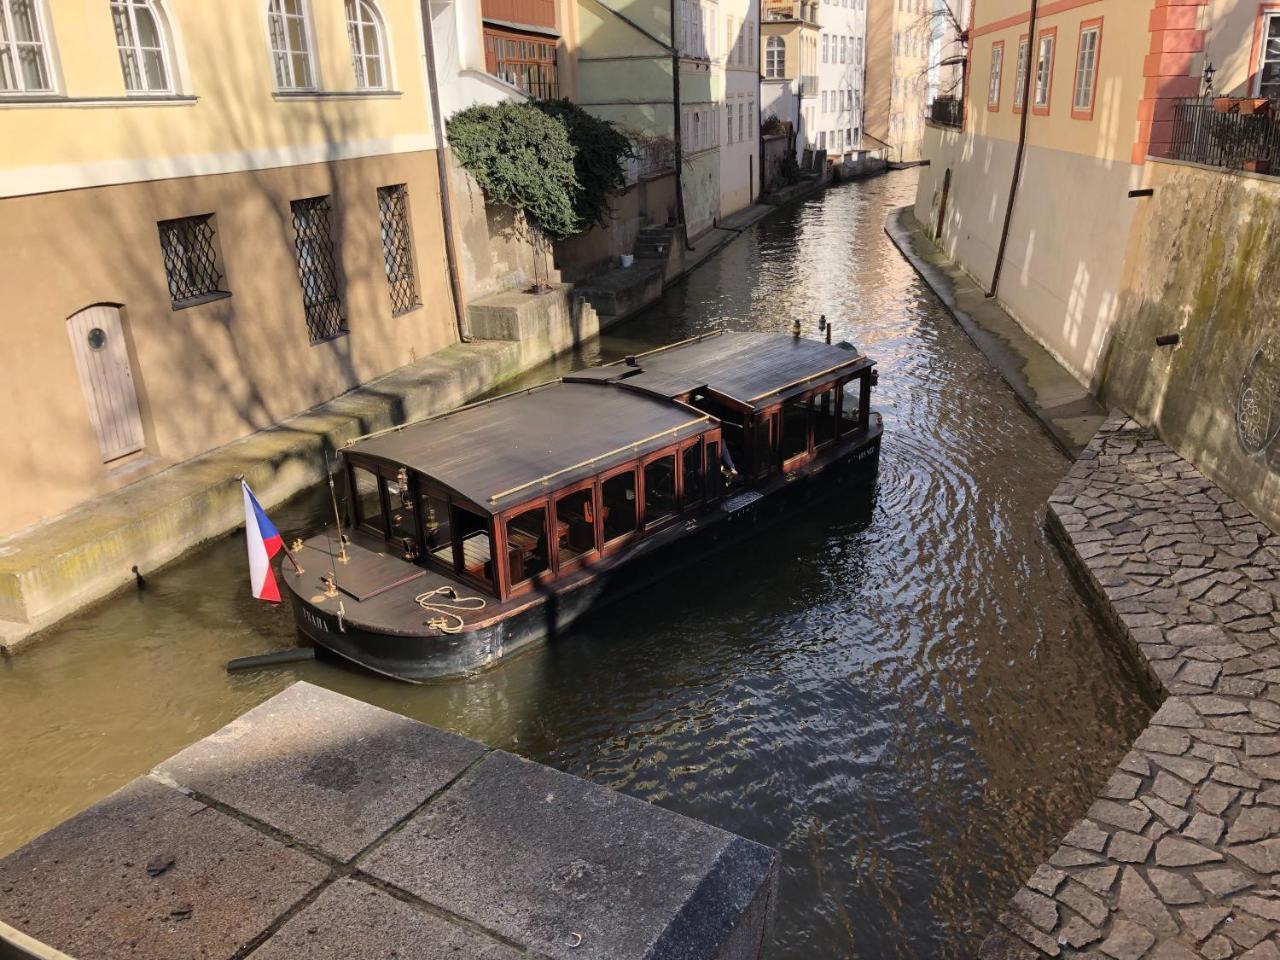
[446,99,633,241]
[446,101,580,240]
[533,99,634,232]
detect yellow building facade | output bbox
[0,0,458,537]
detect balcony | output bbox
[484,27,559,99]
[926,96,963,129]
[1170,96,1280,174]
[764,0,818,23]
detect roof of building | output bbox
[345,380,710,513]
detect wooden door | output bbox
[66,305,144,462]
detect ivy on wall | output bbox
[446,99,634,241]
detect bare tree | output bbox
[913,0,970,100]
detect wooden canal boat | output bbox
[281,331,882,682]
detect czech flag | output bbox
[242,480,283,603]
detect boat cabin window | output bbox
[779,396,809,463]
[388,487,418,559]
[752,411,777,477]
[706,439,724,497]
[505,505,549,589]
[683,440,704,506]
[352,465,387,536]
[644,455,677,527]
[421,492,454,566]
[452,503,494,588]
[691,392,746,478]
[555,488,597,566]
[813,386,839,447]
[601,469,638,544]
[840,373,871,435]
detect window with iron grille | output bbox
[377,185,420,316]
[158,214,228,308]
[290,196,346,342]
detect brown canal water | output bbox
[0,171,1152,957]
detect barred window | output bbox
[158,214,228,308]
[377,185,420,316]
[0,0,54,93]
[290,196,346,342]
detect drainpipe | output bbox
[418,0,472,342]
[987,0,1036,300]
[671,0,695,251]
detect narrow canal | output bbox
[0,171,1151,957]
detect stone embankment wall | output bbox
[1100,159,1280,534]
[981,417,1280,959]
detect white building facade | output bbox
[816,0,867,158]
[719,0,760,215]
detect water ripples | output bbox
[0,171,1152,958]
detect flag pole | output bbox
[323,452,349,564]
[237,474,304,574]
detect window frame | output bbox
[765,35,785,78]
[680,436,707,510]
[640,446,681,533]
[598,462,640,556]
[1253,8,1280,99]
[110,0,174,95]
[345,0,390,90]
[551,478,601,576]
[376,183,421,317]
[987,40,1004,111]
[779,392,812,472]
[1032,27,1056,116]
[348,459,391,538]
[157,212,230,310]
[290,194,347,343]
[1012,34,1029,114]
[0,0,57,95]
[499,498,554,598]
[266,0,319,92]
[1071,18,1102,121]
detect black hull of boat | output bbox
[287,429,881,682]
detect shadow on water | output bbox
[0,170,1151,958]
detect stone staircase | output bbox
[633,225,676,261]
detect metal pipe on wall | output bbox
[418,0,473,342]
[987,0,1037,300]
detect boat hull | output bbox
[286,425,882,682]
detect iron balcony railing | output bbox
[1170,96,1280,173]
[927,96,963,129]
[624,140,677,184]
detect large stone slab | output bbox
[155,681,486,861]
[362,750,778,960]
[2,683,778,960]
[246,879,524,960]
[0,778,328,960]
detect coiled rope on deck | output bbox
[415,586,487,634]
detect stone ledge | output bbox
[0,682,780,960]
[980,416,1280,959]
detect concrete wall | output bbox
[555,171,678,277]
[914,119,1142,387]
[1099,159,1280,532]
[762,133,792,190]
[448,153,554,301]
[684,148,724,237]
[0,151,456,538]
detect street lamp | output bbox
[1202,61,1216,99]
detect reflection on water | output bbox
[0,172,1151,957]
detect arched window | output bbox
[110,0,171,93]
[345,0,387,89]
[765,36,784,79]
[1,0,55,92]
[267,0,315,90]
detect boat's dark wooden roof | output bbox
[567,332,869,409]
[346,381,709,513]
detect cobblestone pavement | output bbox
[980,418,1280,960]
